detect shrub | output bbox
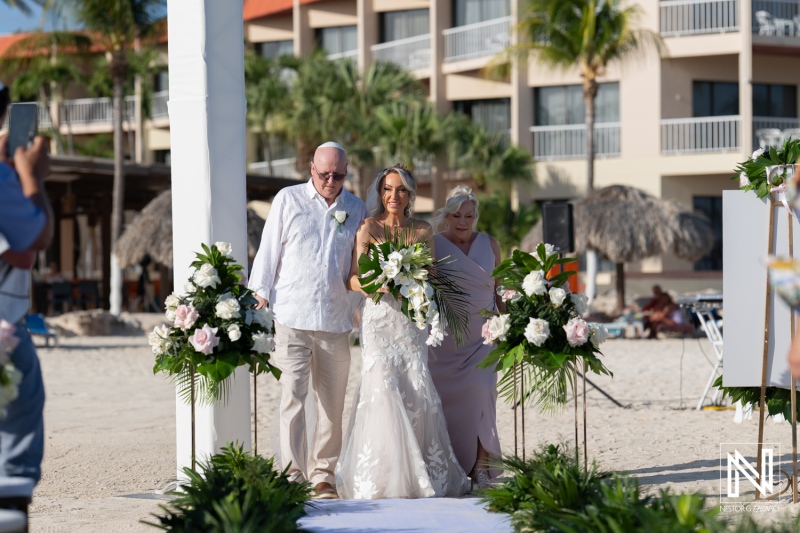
[146,444,311,532]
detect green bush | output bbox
[146,444,311,532]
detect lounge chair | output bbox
[25,314,57,347]
[0,476,33,531]
[755,11,776,36]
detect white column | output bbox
[167,0,251,477]
[739,0,753,155]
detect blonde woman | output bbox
[428,186,503,489]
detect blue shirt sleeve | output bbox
[0,163,46,251]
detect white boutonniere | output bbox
[332,210,349,232]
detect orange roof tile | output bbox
[243,0,323,22]
[0,33,32,58]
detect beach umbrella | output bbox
[114,190,266,269]
[521,185,714,315]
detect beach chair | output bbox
[755,11,776,36]
[0,476,33,530]
[25,314,57,347]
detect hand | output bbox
[15,136,50,182]
[254,294,268,310]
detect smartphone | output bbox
[7,103,38,158]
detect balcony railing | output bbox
[443,16,512,62]
[152,90,169,119]
[661,115,740,154]
[529,123,621,160]
[58,95,136,125]
[371,34,431,71]
[248,157,300,179]
[753,1,800,36]
[326,49,358,61]
[659,0,739,37]
[754,116,800,148]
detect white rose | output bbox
[487,314,511,343]
[334,211,348,224]
[752,148,764,160]
[549,287,567,307]
[571,293,589,316]
[252,332,275,354]
[164,294,180,311]
[214,241,233,257]
[193,264,221,289]
[184,281,196,294]
[165,309,177,322]
[522,270,547,297]
[215,293,241,320]
[247,307,274,329]
[590,324,609,349]
[148,324,171,355]
[227,324,241,342]
[739,172,750,187]
[543,243,557,259]
[524,318,550,347]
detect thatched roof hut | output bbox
[114,190,266,269]
[521,185,715,314]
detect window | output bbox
[692,81,739,117]
[453,0,508,26]
[154,70,168,92]
[534,83,619,126]
[257,40,294,59]
[380,9,429,42]
[753,83,797,117]
[154,150,171,165]
[453,98,510,135]
[693,196,722,271]
[316,26,357,56]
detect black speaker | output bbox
[542,202,574,254]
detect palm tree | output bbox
[2,0,41,14]
[477,191,540,257]
[504,0,661,302]
[374,100,442,172]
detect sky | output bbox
[0,4,54,35]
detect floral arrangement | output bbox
[734,139,800,198]
[357,228,469,347]
[150,242,279,404]
[479,243,611,412]
[0,321,22,418]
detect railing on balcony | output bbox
[753,1,800,36]
[754,116,800,148]
[529,123,621,160]
[152,90,169,119]
[659,0,739,37]
[443,16,512,62]
[327,49,358,61]
[248,158,300,179]
[59,95,136,125]
[371,34,431,71]
[661,115,740,154]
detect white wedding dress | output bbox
[335,296,469,499]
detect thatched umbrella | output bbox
[114,190,266,269]
[521,185,714,315]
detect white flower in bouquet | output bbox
[549,287,567,307]
[164,294,181,321]
[184,281,196,294]
[227,324,242,342]
[215,293,241,320]
[0,363,22,418]
[148,324,172,355]
[174,304,200,330]
[246,307,274,328]
[0,320,20,356]
[380,251,404,280]
[752,148,764,160]
[252,332,275,354]
[411,268,428,282]
[483,314,511,345]
[739,172,751,187]
[522,270,547,297]
[426,313,446,347]
[571,293,589,316]
[543,243,557,259]
[524,318,550,347]
[589,324,609,349]
[188,324,220,355]
[193,264,221,289]
[214,241,233,257]
[563,317,590,347]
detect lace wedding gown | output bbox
[335,296,469,499]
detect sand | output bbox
[27,324,800,532]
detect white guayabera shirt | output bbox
[248,179,366,333]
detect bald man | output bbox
[248,142,366,499]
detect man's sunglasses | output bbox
[314,167,347,182]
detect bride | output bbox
[335,164,469,499]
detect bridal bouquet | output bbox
[0,321,22,418]
[150,242,280,404]
[478,243,611,412]
[357,228,469,347]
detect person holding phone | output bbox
[0,80,53,485]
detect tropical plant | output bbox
[735,139,800,199]
[374,99,443,173]
[477,191,540,258]
[145,443,311,532]
[2,0,42,14]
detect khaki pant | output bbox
[272,322,351,485]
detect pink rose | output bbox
[501,289,517,302]
[481,320,492,345]
[0,320,19,357]
[174,304,199,330]
[188,324,220,355]
[563,318,589,347]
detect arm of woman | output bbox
[489,236,506,313]
[347,220,371,294]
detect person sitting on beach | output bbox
[643,285,678,339]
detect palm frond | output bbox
[497,359,577,414]
[174,368,233,406]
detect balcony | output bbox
[529,123,621,160]
[659,0,739,37]
[248,157,301,179]
[753,116,800,148]
[152,90,169,119]
[371,34,431,71]
[443,16,512,62]
[661,115,740,154]
[326,49,358,61]
[753,1,800,36]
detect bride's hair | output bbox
[365,163,417,218]
[431,186,479,233]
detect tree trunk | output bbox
[615,262,625,317]
[109,51,128,315]
[583,78,600,306]
[61,95,74,155]
[42,88,65,155]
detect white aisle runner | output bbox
[299,497,513,532]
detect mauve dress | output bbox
[429,233,502,477]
